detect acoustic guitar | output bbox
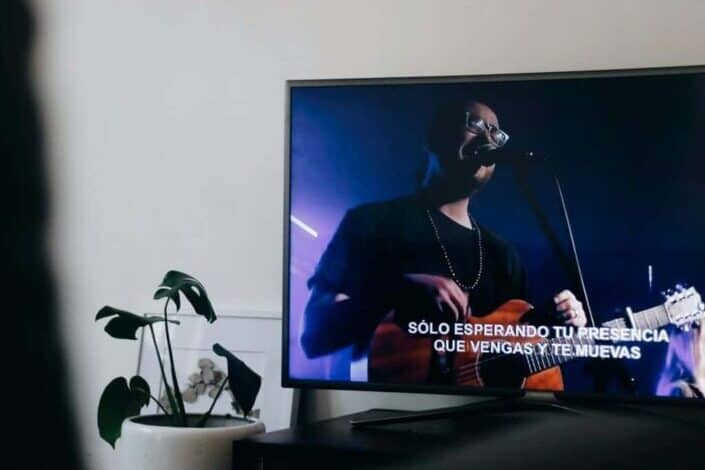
[368,286,704,391]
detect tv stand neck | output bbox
[349,395,582,427]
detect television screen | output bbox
[283,67,705,402]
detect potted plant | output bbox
[96,270,265,470]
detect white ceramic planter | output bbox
[117,415,265,470]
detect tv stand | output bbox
[349,395,582,427]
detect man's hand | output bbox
[554,289,587,327]
[402,273,469,323]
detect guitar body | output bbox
[368,299,564,391]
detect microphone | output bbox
[460,146,546,166]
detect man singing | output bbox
[300,100,586,383]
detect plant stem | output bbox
[150,394,170,415]
[163,298,187,425]
[195,376,229,428]
[148,323,179,425]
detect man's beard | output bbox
[427,159,493,202]
[459,138,498,159]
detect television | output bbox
[282,66,705,405]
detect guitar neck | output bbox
[525,304,669,375]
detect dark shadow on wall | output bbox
[1,1,82,468]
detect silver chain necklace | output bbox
[426,209,483,292]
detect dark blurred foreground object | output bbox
[233,400,705,470]
[1,1,82,468]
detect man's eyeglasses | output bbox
[465,112,510,148]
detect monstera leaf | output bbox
[153,270,216,323]
[98,376,151,448]
[95,306,180,340]
[213,343,261,416]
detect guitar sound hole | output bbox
[476,353,528,388]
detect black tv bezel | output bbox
[281,64,705,407]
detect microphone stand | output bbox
[511,155,638,397]
[552,173,595,327]
[473,147,594,323]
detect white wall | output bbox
[31,0,705,468]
